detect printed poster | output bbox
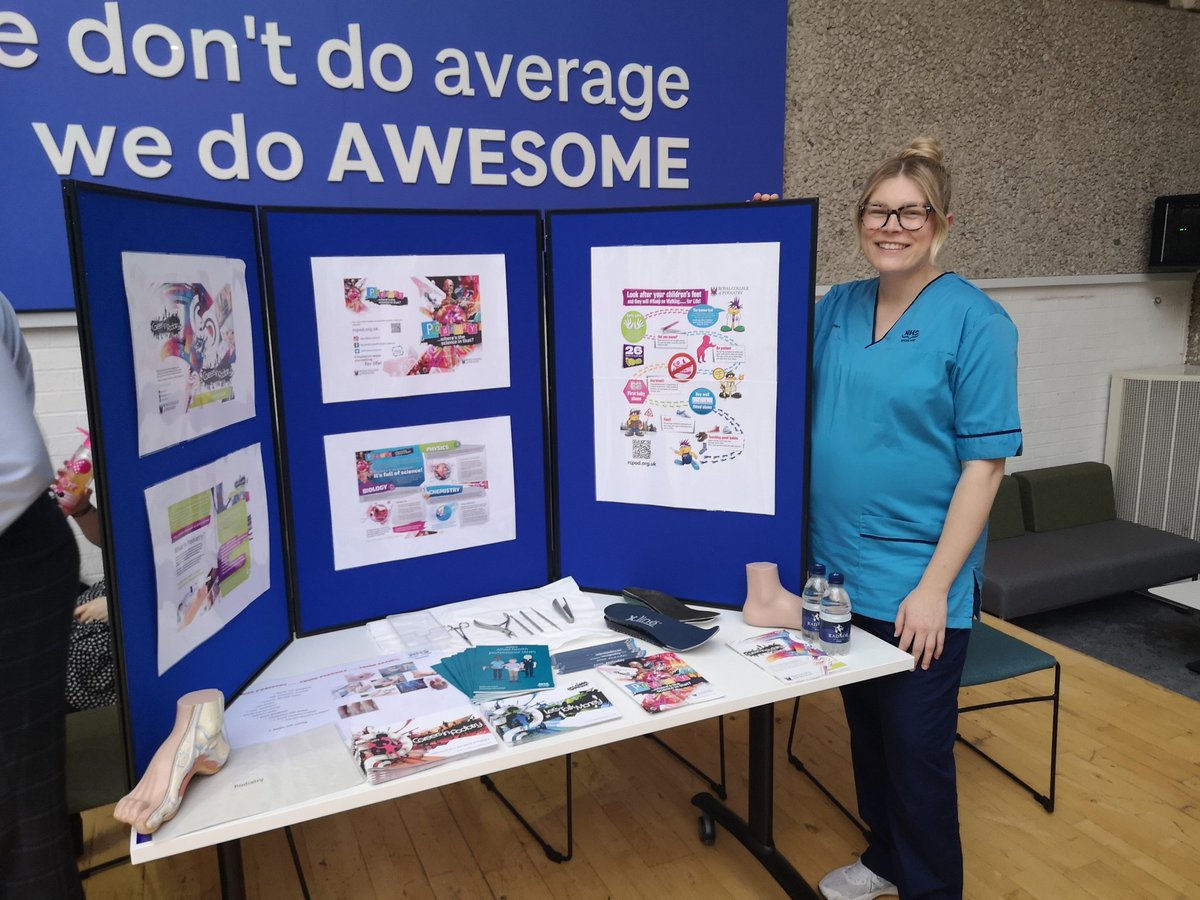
[310,254,511,404]
[324,416,516,571]
[145,444,271,675]
[122,252,256,456]
[590,242,780,515]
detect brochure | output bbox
[223,652,498,784]
[726,629,849,683]
[596,651,723,714]
[550,638,645,675]
[433,644,555,700]
[478,679,620,745]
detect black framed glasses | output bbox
[859,203,933,231]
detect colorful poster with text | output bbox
[323,416,516,570]
[590,242,780,515]
[311,254,510,403]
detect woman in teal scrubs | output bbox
[766,139,1022,900]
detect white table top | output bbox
[1148,579,1200,611]
[130,591,913,863]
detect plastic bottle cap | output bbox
[828,572,844,584]
[810,563,826,575]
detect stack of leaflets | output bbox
[223,653,498,787]
[726,629,849,683]
[596,650,723,714]
[477,679,621,745]
[433,644,555,700]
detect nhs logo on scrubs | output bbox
[901,329,920,342]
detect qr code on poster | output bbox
[631,440,651,460]
[390,322,403,333]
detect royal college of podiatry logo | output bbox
[901,329,920,342]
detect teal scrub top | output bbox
[809,273,1022,628]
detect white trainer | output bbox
[818,859,898,900]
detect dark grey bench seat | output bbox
[981,463,1200,620]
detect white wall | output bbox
[18,271,1194,585]
[982,274,1194,471]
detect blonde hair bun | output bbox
[899,137,943,166]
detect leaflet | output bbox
[324,416,516,570]
[123,252,256,456]
[145,444,271,674]
[311,254,510,403]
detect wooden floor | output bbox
[78,616,1200,899]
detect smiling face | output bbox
[858,175,948,279]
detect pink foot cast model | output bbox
[113,688,231,834]
[742,561,804,630]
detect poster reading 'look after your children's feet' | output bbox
[122,252,256,457]
[323,416,517,571]
[144,444,272,674]
[590,242,781,516]
[310,254,511,404]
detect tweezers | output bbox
[553,597,575,623]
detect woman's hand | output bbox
[751,192,780,202]
[74,596,109,624]
[894,584,947,670]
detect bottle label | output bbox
[802,608,821,634]
[820,617,851,644]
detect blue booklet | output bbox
[435,644,554,699]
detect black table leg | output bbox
[692,704,818,899]
[217,839,246,900]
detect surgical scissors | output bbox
[446,622,473,645]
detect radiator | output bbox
[1105,366,1200,539]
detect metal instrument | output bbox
[446,622,473,645]
[473,614,517,638]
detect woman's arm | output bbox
[895,457,1005,669]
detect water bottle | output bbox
[54,428,93,515]
[800,563,828,645]
[820,572,852,655]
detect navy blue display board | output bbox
[260,208,550,633]
[546,201,817,607]
[63,182,291,776]
[5,0,787,310]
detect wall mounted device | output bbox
[1148,193,1200,271]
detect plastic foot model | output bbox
[741,562,804,630]
[114,688,231,834]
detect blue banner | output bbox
[1,1,787,310]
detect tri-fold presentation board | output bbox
[63,181,815,778]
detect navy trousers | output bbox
[840,614,971,900]
[0,493,83,900]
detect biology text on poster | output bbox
[590,242,780,515]
[324,416,516,571]
[145,444,271,674]
[122,252,256,456]
[311,254,510,404]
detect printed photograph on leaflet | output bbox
[727,629,849,683]
[479,680,621,745]
[323,416,516,571]
[144,444,271,675]
[223,653,497,786]
[122,252,257,457]
[310,253,511,404]
[589,242,780,515]
[596,651,723,714]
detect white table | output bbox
[129,593,913,897]
[1146,578,1200,673]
